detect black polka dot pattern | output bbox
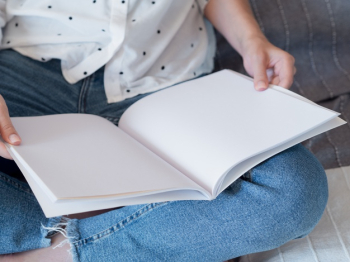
[5,0,213,102]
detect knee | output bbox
[280,144,328,237]
[254,144,328,241]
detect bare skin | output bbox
[0,233,72,262]
[204,0,296,91]
[0,0,296,261]
[0,208,118,262]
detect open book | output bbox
[4,70,346,217]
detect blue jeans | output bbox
[0,50,328,261]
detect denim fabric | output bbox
[214,0,350,169]
[0,49,328,261]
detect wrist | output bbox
[237,33,268,57]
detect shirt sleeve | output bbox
[0,0,6,42]
[195,0,209,15]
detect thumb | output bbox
[0,95,21,145]
[252,56,269,91]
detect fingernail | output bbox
[256,81,267,91]
[9,134,20,144]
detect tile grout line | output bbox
[325,204,350,260]
[306,235,320,262]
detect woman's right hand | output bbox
[0,95,21,159]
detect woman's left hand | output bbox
[241,35,296,91]
[204,0,296,91]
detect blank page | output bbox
[8,114,204,200]
[119,70,338,194]
[11,153,207,217]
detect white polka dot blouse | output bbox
[0,0,215,103]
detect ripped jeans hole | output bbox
[41,216,73,250]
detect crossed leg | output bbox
[0,50,328,261]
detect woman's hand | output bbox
[204,0,296,91]
[0,95,21,159]
[241,35,296,91]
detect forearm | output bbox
[204,0,295,90]
[204,0,265,56]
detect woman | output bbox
[0,0,327,261]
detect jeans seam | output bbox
[72,202,168,247]
[78,74,94,113]
[0,173,34,197]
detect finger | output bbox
[0,95,21,146]
[278,54,295,89]
[266,68,274,83]
[0,141,13,160]
[271,76,280,85]
[252,55,269,91]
